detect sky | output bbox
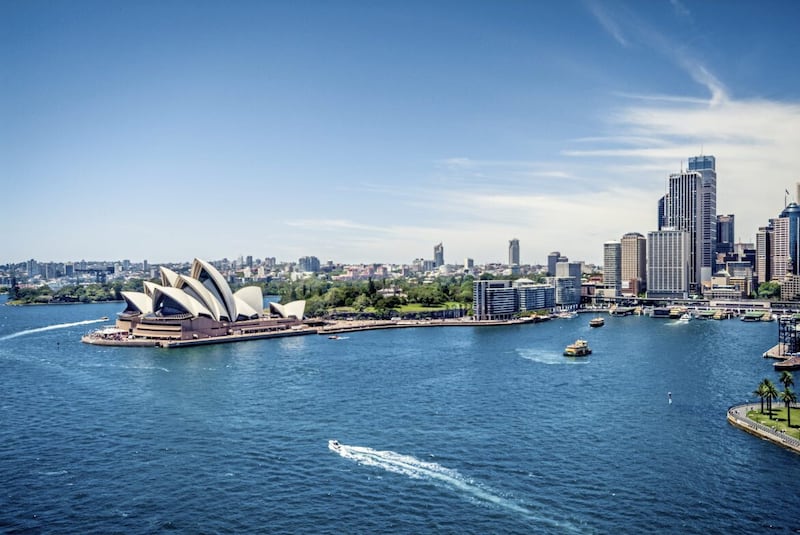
[3,0,800,266]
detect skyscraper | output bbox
[603,241,621,297]
[621,232,647,296]
[780,202,800,274]
[508,238,520,267]
[433,243,444,267]
[688,155,717,284]
[716,214,735,255]
[647,229,690,299]
[660,155,717,293]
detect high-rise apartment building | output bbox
[434,243,444,267]
[473,280,517,320]
[603,241,621,297]
[621,232,647,296]
[547,251,567,277]
[508,238,520,267]
[647,229,690,299]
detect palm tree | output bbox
[764,379,780,417]
[780,387,797,427]
[780,371,794,391]
[754,382,767,414]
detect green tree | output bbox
[754,383,767,414]
[757,281,781,299]
[763,378,780,416]
[780,387,797,427]
[780,371,794,391]
[352,294,370,312]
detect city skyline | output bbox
[3,1,800,265]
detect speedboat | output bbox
[328,335,341,340]
[328,439,343,452]
[678,313,691,322]
[99,316,109,321]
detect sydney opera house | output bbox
[83,258,307,347]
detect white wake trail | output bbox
[329,441,581,532]
[0,318,106,341]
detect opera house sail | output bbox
[82,258,307,348]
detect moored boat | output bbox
[564,339,591,357]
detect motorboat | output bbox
[99,316,109,321]
[678,313,691,322]
[328,439,343,452]
[589,317,605,327]
[328,335,341,340]
[564,339,591,357]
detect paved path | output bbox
[727,403,800,454]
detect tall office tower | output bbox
[246,255,253,269]
[621,232,647,296]
[434,243,444,267]
[771,217,790,281]
[716,214,735,255]
[662,169,703,293]
[647,229,690,299]
[464,258,474,269]
[688,155,717,284]
[603,241,621,297]
[555,261,582,306]
[298,256,321,273]
[756,224,772,285]
[657,195,666,230]
[780,201,800,274]
[143,259,148,275]
[508,238,520,267]
[547,251,562,276]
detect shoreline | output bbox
[727,403,800,454]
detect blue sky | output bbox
[3,0,800,265]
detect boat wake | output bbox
[329,441,580,532]
[0,318,107,341]
[517,349,587,365]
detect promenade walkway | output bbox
[727,403,800,454]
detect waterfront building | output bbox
[621,232,646,296]
[473,280,517,320]
[513,279,555,311]
[603,241,621,297]
[781,274,800,300]
[508,238,520,267]
[555,261,581,306]
[647,229,690,299]
[105,258,306,344]
[434,243,444,268]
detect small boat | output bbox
[328,439,343,452]
[677,313,691,322]
[328,335,341,340]
[99,316,109,321]
[564,339,591,357]
[589,317,605,327]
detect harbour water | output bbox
[2,298,799,533]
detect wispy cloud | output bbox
[670,0,691,19]
[586,1,629,47]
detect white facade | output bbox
[647,229,690,299]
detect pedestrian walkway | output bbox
[727,403,800,454]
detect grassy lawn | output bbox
[747,408,800,440]
[396,301,462,313]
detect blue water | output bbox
[2,299,799,534]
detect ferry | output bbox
[564,339,591,357]
[589,317,605,327]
